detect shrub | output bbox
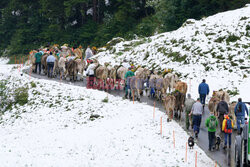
[14,86,29,106]
[30,82,36,88]
[214,37,225,43]
[102,97,108,103]
[226,35,240,43]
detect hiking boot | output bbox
[223,145,227,149]
[229,145,231,149]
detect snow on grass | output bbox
[95,4,250,102]
[0,62,214,166]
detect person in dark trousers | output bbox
[198,79,209,107]
[85,60,96,88]
[124,67,135,99]
[222,115,234,149]
[46,52,56,78]
[185,94,195,130]
[216,96,229,138]
[189,98,203,138]
[205,112,218,151]
[35,50,42,74]
[234,98,249,134]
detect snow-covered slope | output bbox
[96,4,250,102]
[0,61,215,166]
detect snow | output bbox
[95,4,250,103]
[0,60,214,166]
[0,4,250,166]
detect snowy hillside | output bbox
[0,59,214,166]
[96,4,250,102]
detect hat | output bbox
[224,115,229,119]
[128,67,132,70]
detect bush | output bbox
[30,82,37,88]
[226,35,240,43]
[14,86,29,106]
[102,97,108,103]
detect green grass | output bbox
[226,35,240,44]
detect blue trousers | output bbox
[200,94,206,105]
[47,62,54,78]
[193,115,202,134]
[236,116,245,132]
[224,133,231,146]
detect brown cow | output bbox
[173,91,186,120]
[93,59,108,89]
[213,90,230,104]
[65,59,78,81]
[162,95,176,120]
[175,81,188,95]
[229,102,237,129]
[75,58,86,80]
[164,73,179,92]
[208,96,220,115]
[41,53,49,75]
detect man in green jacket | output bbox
[205,112,218,151]
[124,67,135,99]
[35,50,43,74]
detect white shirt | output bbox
[86,64,96,76]
[85,48,93,60]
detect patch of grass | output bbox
[205,32,216,36]
[143,52,150,61]
[227,88,239,96]
[102,97,108,103]
[30,82,36,88]
[14,86,29,106]
[117,52,123,56]
[214,37,225,43]
[226,35,240,44]
[168,52,187,63]
[240,17,248,21]
[170,39,177,44]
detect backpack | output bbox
[226,119,232,130]
[209,117,216,129]
[237,103,242,112]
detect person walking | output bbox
[46,52,56,78]
[205,112,218,151]
[185,94,195,130]
[198,79,209,107]
[222,115,233,149]
[124,67,135,99]
[216,96,229,138]
[234,98,249,134]
[189,98,203,138]
[85,60,96,89]
[85,46,93,62]
[35,50,43,74]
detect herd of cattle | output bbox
[28,45,237,125]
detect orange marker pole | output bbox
[160,116,162,136]
[173,130,175,148]
[215,161,217,167]
[195,151,197,167]
[185,142,187,162]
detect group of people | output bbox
[186,79,249,151]
[34,45,97,78]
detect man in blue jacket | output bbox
[234,98,249,134]
[198,79,209,106]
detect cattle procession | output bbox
[28,44,248,154]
